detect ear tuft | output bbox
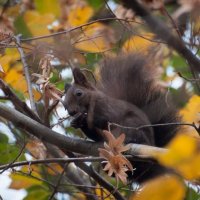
[72,68,93,89]
[73,68,87,86]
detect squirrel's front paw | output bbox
[70,113,87,128]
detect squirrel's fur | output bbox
[63,53,179,182]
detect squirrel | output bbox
[63,53,179,182]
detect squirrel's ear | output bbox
[73,68,93,88]
[73,68,87,85]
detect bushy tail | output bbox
[98,53,179,147]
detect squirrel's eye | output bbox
[75,89,83,97]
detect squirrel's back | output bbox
[98,53,179,147]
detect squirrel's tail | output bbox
[98,53,179,147]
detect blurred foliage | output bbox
[0,0,200,199]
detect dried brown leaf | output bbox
[39,55,53,78]
[99,148,133,185]
[99,131,133,185]
[103,130,131,155]
[44,83,63,101]
[26,139,47,159]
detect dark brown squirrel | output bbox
[63,53,179,182]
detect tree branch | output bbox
[44,144,98,200]
[0,79,41,122]
[0,102,167,157]
[120,0,200,90]
[20,18,142,42]
[0,157,103,171]
[65,151,126,200]
[0,141,26,174]
[0,102,99,155]
[15,35,38,115]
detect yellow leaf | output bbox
[33,89,42,101]
[75,23,111,52]
[5,4,20,17]
[10,166,42,189]
[9,174,42,189]
[180,95,200,123]
[24,11,55,37]
[26,140,47,159]
[0,48,20,73]
[34,0,61,17]
[0,48,41,100]
[68,4,94,26]
[46,163,63,175]
[179,95,200,136]
[131,175,185,200]
[0,55,12,73]
[123,33,155,53]
[95,184,113,200]
[156,134,200,179]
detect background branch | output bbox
[121,0,200,90]
[15,35,38,115]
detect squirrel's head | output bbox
[63,68,95,116]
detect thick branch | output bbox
[121,0,200,79]
[0,102,166,158]
[0,102,99,155]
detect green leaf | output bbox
[34,0,61,17]
[85,53,102,69]
[55,80,65,91]
[186,187,200,200]
[0,133,25,164]
[87,0,103,10]
[14,15,32,38]
[0,144,22,164]
[25,185,50,200]
[49,71,60,83]
[0,132,9,143]
[171,54,187,68]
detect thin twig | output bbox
[177,72,200,83]
[16,170,56,188]
[20,17,143,42]
[14,35,38,115]
[0,157,104,171]
[108,121,200,134]
[161,6,182,39]
[45,144,99,200]
[48,163,68,200]
[50,116,71,128]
